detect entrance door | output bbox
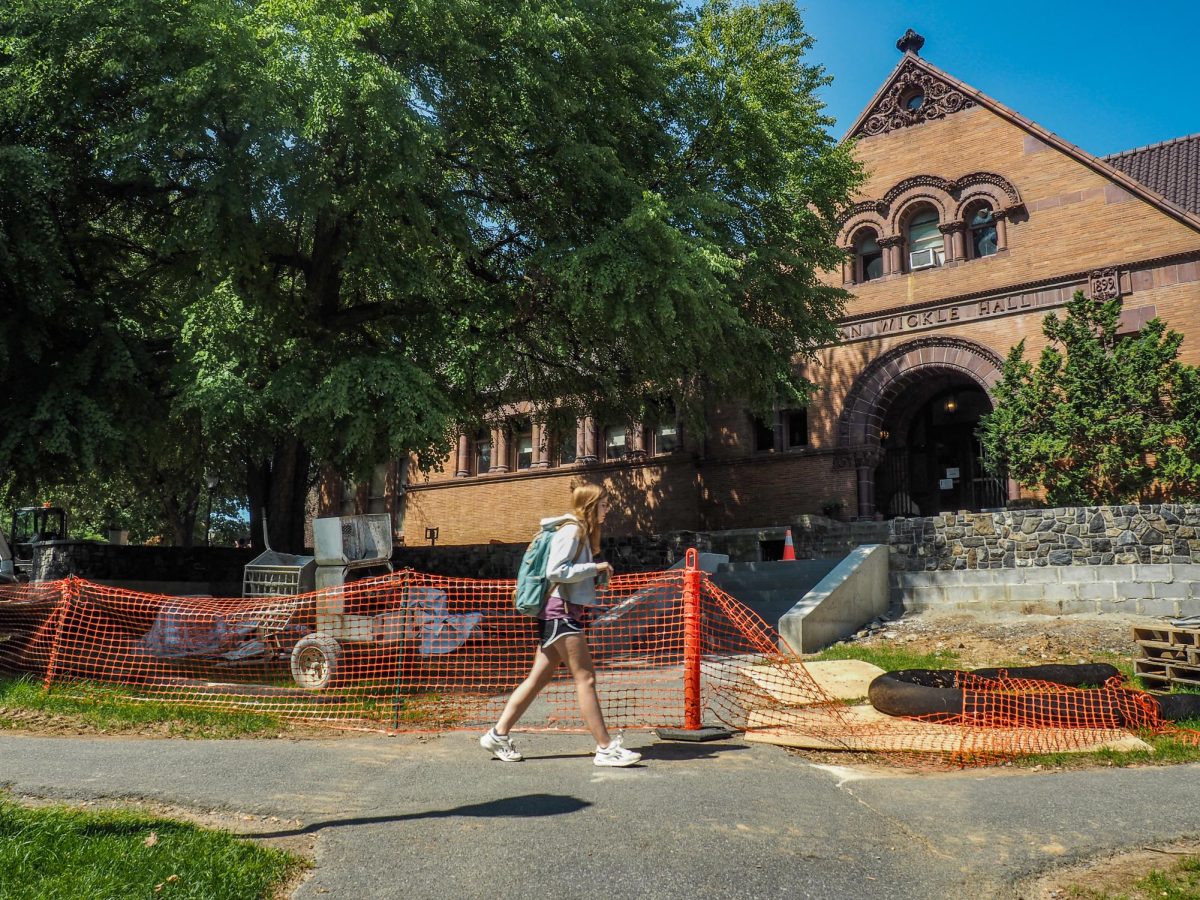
[875,387,1007,517]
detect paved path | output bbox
[3,731,1198,899]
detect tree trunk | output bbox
[159,480,200,547]
[245,439,312,553]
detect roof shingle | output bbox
[1103,133,1200,216]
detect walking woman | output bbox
[481,484,642,766]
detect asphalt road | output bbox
[3,731,1198,899]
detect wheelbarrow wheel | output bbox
[290,633,343,690]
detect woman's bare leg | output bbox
[560,634,611,747]
[495,643,562,735]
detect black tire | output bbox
[290,633,343,690]
[1153,693,1200,723]
[868,663,1141,724]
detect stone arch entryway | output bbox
[836,336,1009,518]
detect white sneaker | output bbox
[594,735,642,767]
[480,728,523,762]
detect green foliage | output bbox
[0,797,307,899]
[979,291,1200,505]
[0,0,860,548]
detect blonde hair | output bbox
[570,484,606,554]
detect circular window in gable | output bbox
[903,89,925,112]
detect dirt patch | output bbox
[842,609,1142,669]
[1021,838,1200,899]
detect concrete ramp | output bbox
[777,544,889,653]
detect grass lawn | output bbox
[0,798,308,900]
[0,674,458,736]
[0,675,287,738]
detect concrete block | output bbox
[1098,565,1135,583]
[1016,568,1063,585]
[1039,584,1080,602]
[897,572,937,588]
[956,570,997,586]
[911,586,946,606]
[1132,564,1175,583]
[1005,583,1055,603]
[1136,598,1181,617]
[1151,581,1192,600]
[1077,582,1117,601]
[1046,599,1101,616]
[1057,567,1099,584]
[1170,564,1200,582]
[1114,582,1153,600]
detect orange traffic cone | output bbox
[782,528,796,561]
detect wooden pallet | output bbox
[1133,625,1200,648]
[1133,624,1200,689]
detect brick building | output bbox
[318,31,1200,547]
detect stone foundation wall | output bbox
[889,505,1200,572]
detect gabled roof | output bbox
[1104,133,1200,216]
[841,39,1200,234]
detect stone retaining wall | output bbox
[889,505,1200,572]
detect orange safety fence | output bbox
[0,556,1197,765]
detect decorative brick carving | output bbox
[839,172,1023,241]
[1089,267,1121,301]
[851,58,975,139]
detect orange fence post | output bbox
[656,548,735,742]
[43,577,76,690]
[682,547,702,731]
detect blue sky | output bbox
[789,0,1199,156]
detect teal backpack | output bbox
[512,518,578,617]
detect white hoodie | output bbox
[541,514,600,607]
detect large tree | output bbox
[979,291,1200,505]
[1,0,860,550]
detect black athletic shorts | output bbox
[538,615,585,649]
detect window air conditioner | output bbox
[909,247,939,270]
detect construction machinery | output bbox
[4,505,68,582]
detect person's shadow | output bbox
[244,793,590,838]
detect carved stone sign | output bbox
[836,282,1085,343]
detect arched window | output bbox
[854,229,884,282]
[905,206,943,270]
[967,202,998,259]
